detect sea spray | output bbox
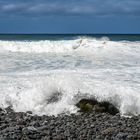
[0,36,139,116]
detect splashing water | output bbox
[0,36,140,116]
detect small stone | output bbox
[116,132,128,139]
[102,127,115,135]
[27,126,37,131]
[37,125,49,131]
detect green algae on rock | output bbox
[76,98,119,115]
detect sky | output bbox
[0,0,140,34]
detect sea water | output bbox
[0,34,140,116]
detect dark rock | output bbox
[26,111,32,114]
[99,101,119,115]
[93,104,105,113]
[47,91,62,104]
[76,98,98,107]
[116,132,128,139]
[76,98,119,115]
[76,98,97,112]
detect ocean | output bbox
[0,34,140,116]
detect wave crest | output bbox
[0,37,140,54]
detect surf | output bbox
[0,36,139,117]
[0,37,140,55]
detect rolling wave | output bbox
[0,37,140,55]
[0,36,140,117]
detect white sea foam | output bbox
[0,36,139,116]
[0,69,139,116]
[0,37,140,56]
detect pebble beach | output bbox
[0,107,140,140]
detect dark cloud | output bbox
[0,0,140,18]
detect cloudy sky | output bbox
[0,0,140,33]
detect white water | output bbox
[0,37,140,116]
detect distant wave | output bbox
[0,37,140,54]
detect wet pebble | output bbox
[0,107,140,140]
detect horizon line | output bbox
[0,33,140,35]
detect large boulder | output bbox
[76,98,98,112]
[76,98,119,115]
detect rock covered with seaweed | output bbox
[76,98,119,115]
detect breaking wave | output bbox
[0,37,140,55]
[0,36,140,117]
[0,70,140,117]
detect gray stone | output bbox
[116,132,128,138]
[37,125,49,131]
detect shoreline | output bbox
[0,108,140,140]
